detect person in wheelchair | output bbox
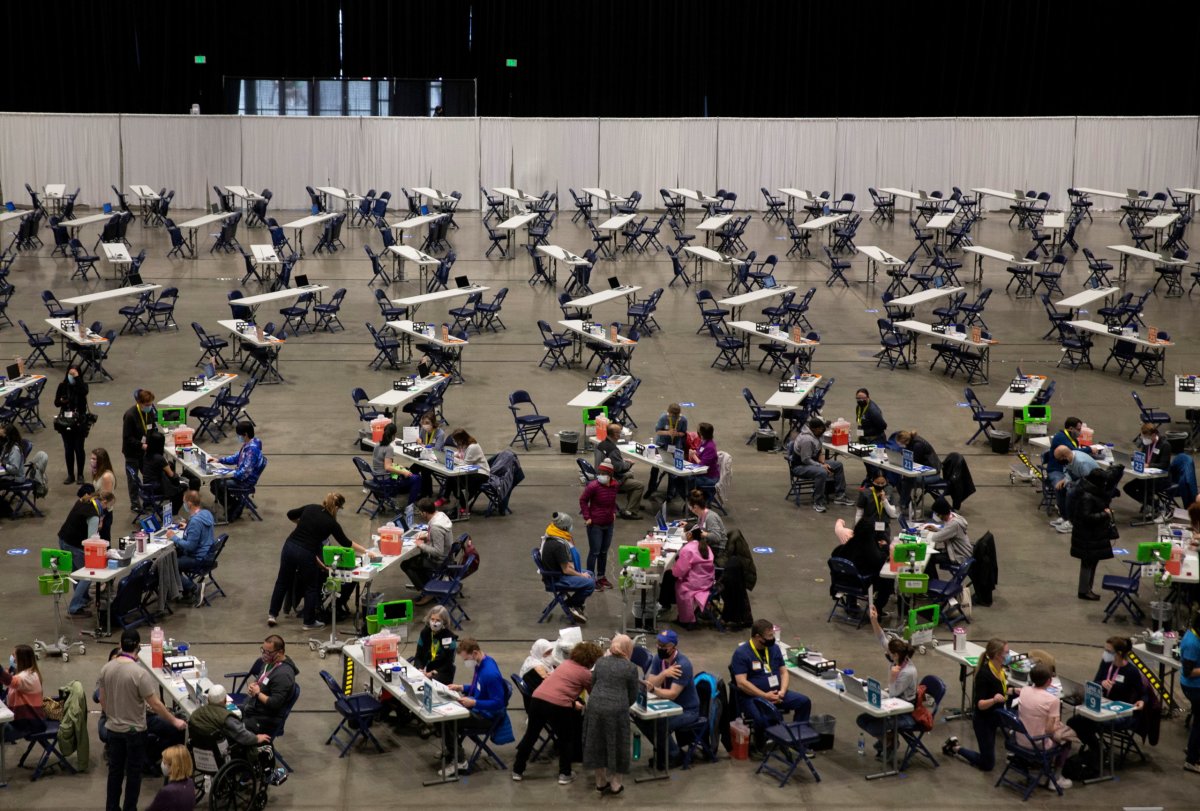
[188,685,280,786]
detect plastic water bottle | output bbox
[199,660,208,681]
[632,730,642,761]
[858,732,866,757]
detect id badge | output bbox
[767,674,780,689]
[875,521,885,532]
[441,638,453,646]
[1114,674,1125,684]
[856,428,863,439]
[750,661,762,671]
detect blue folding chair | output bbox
[1101,559,1146,624]
[508,390,552,449]
[319,670,384,757]
[963,388,1002,445]
[993,709,1066,800]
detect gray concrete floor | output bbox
[1,201,1196,809]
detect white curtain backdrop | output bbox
[480,118,599,210]
[598,119,718,205]
[359,118,480,211]
[949,118,1076,212]
[120,115,242,210]
[1073,117,1200,210]
[239,117,364,210]
[835,119,954,214]
[0,113,120,209]
[716,119,837,211]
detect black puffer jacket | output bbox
[1070,468,1114,563]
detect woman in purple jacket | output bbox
[580,459,620,590]
[690,422,721,491]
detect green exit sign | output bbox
[505,58,518,67]
[194,55,207,64]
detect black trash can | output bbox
[756,429,777,452]
[1165,431,1188,455]
[989,431,1012,454]
[559,430,579,454]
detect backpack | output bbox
[911,683,934,731]
[460,535,480,579]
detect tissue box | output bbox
[165,655,196,673]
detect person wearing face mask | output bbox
[672,520,716,630]
[538,512,595,624]
[512,641,603,785]
[143,744,196,811]
[583,635,641,795]
[440,637,514,778]
[53,365,92,485]
[0,423,25,517]
[240,635,299,736]
[634,631,700,770]
[1070,467,1118,600]
[855,388,888,480]
[944,637,1020,771]
[855,474,900,537]
[1,644,46,742]
[857,607,918,762]
[122,388,157,511]
[170,490,216,596]
[1050,444,1099,535]
[1178,610,1200,775]
[401,498,453,601]
[1065,636,1147,772]
[210,422,265,522]
[58,489,116,617]
[580,459,620,590]
[1122,422,1171,510]
[413,606,458,684]
[142,430,192,516]
[519,638,557,695]
[647,403,688,500]
[1047,417,1094,527]
[186,684,277,787]
[730,619,812,749]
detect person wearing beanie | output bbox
[539,511,595,623]
[923,497,972,577]
[580,460,621,590]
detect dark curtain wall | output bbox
[3,0,1197,117]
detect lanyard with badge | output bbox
[751,641,779,689]
[856,402,867,439]
[872,489,886,532]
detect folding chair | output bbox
[352,456,400,518]
[1056,324,1093,371]
[707,323,746,370]
[16,720,79,781]
[964,388,1002,444]
[784,217,810,257]
[525,244,553,287]
[755,715,822,787]
[742,388,781,445]
[875,319,911,370]
[508,390,552,449]
[532,549,580,624]
[458,680,512,774]
[993,709,1066,800]
[898,675,945,770]
[1101,559,1146,624]
[826,557,871,627]
[419,547,474,629]
[319,670,384,757]
[925,557,973,630]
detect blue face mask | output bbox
[67,375,76,384]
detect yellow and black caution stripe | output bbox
[341,653,355,696]
[1128,650,1171,710]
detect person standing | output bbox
[944,638,1018,772]
[266,493,379,629]
[1179,611,1200,774]
[89,447,117,540]
[58,489,116,618]
[583,634,641,796]
[512,640,603,784]
[52,365,92,486]
[97,629,188,811]
[647,403,687,500]
[400,497,452,599]
[855,388,887,480]
[593,422,646,519]
[894,429,941,514]
[634,631,700,770]
[121,389,157,511]
[580,459,620,590]
[1070,468,1116,600]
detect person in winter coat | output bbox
[831,517,893,616]
[1070,468,1116,600]
[717,529,756,628]
[52,365,92,485]
[580,459,620,590]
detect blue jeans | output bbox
[742,689,812,729]
[557,574,595,608]
[586,523,614,578]
[106,729,147,811]
[1047,470,1067,516]
[59,539,92,613]
[635,709,699,762]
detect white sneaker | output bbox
[1055,520,1072,534]
[267,615,277,627]
[558,773,576,785]
[511,772,523,782]
[1049,517,1064,528]
[439,759,469,778]
[813,503,827,513]
[1053,776,1072,789]
[302,620,326,630]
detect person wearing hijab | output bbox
[519,638,557,695]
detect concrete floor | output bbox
[1,199,1196,809]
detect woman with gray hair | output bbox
[582,634,640,795]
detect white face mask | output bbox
[161,761,170,778]
[1101,650,1115,663]
[1141,436,1153,446]
[597,475,611,485]
[429,620,443,632]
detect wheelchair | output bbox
[189,737,276,811]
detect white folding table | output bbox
[392,285,490,318]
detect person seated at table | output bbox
[210,422,265,522]
[830,517,893,617]
[856,607,918,762]
[730,619,811,748]
[400,497,452,601]
[413,605,459,684]
[441,637,514,778]
[923,498,972,577]
[855,474,900,537]
[685,487,727,550]
[434,428,490,512]
[512,641,603,784]
[141,430,193,516]
[1121,423,1171,509]
[2,643,46,741]
[187,686,278,786]
[371,422,422,507]
[416,410,447,452]
[944,638,1020,772]
[144,744,197,811]
[240,635,299,736]
[593,422,646,519]
[634,631,701,771]
[789,418,851,513]
[519,639,557,696]
[672,520,716,630]
[169,490,216,596]
[538,511,594,624]
[647,403,687,500]
[894,430,942,515]
[1065,636,1149,773]
[1050,445,1099,535]
[689,422,722,493]
[1016,663,1078,789]
[0,422,25,518]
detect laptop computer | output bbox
[1055,675,1086,706]
[608,276,621,289]
[454,275,471,289]
[842,676,869,702]
[1126,188,1141,199]
[762,275,778,289]
[294,273,309,287]
[126,272,143,287]
[6,362,22,381]
[203,362,216,379]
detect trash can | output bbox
[730,717,751,760]
[988,431,1012,454]
[756,429,777,452]
[1151,600,1174,632]
[809,713,836,751]
[1165,431,1188,455]
[559,430,579,454]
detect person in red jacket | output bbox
[580,460,620,590]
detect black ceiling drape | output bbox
[3,0,1195,117]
